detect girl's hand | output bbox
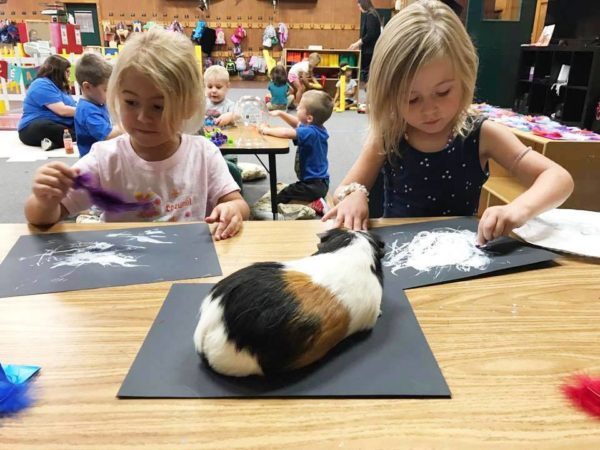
[322,191,369,231]
[32,162,78,203]
[269,110,282,117]
[205,202,244,241]
[477,204,530,246]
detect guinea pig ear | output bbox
[316,228,347,243]
[314,228,355,255]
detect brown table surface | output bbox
[220,126,290,153]
[1,219,599,449]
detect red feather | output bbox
[561,375,600,419]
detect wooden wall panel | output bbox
[2,0,368,50]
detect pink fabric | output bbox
[62,134,239,222]
[287,72,300,84]
[288,60,310,84]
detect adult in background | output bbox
[18,55,76,150]
[349,0,384,84]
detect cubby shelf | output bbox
[513,46,600,128]
[282,48,361,97]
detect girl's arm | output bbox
[478,120,574,244]
[46,101,76,117]
[333,131,386,202]
[322,131,387,230]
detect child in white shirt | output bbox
[25,28,249,240]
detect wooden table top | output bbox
[1,220,599,449]
[219,126,290,154]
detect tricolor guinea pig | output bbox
[193,228,385,377]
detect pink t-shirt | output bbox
[62,133,239,222]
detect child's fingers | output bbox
[493,215,507,239]
[33,184,64,199]
[220,215,242,239]
[322,205,337,221]
[35,174,72,196]
[44,162,77,179]
[362,218,369,230]
[45,167,75,188]
[213,219,229,241]
[204,208,220,224]
[343,214,356,230]
[477,211,496,245]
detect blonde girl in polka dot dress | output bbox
[324,0,573,246]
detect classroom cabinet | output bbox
[513,46,600,129]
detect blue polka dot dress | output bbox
[383,118,489,218]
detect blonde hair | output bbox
[308,52,321,67]
[107,28,204,135]
[368,0,478,157]
[302,90,333,126]
[204,65,230,83]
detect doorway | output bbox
[65,3,101,46]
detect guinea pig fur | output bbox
[193,228,385,377]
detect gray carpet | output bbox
[0,87,368,223]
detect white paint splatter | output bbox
[106,229,173,244]
[383,228,491,276]
[17,240,148,284]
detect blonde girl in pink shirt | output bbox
[25,28,249,240]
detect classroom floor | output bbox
[0,84,368,222]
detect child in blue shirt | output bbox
[260,90,334,207]
[267,65,294,111]
[74,53,122,157]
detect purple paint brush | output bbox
[73,173,152,213]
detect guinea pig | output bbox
[193,228,385,377]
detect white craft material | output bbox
[513,209,600,258]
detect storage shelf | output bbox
[513,46,600,128]
[282,48,362,96]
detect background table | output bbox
[1,220,599,448]
[219,127,290,220]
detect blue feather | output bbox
[0,380,32,415]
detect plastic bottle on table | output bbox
[63,129,74,155]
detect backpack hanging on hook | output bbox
[215,27,226,45]
[262,24,277,48]
[278,23,288,48]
